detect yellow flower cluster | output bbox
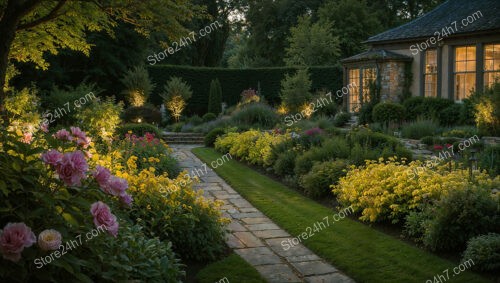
[333,158,500,223]
[215,130,288,166]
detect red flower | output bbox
[433,145,444,151]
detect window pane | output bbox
[424,74,437,97]
[485,59,494,71]
[466,46,476,60]
[348,69,360,112]
[466,61,476,72]
[456,61,466,72]
[456,47,467,61]
[484,72,500,88]
[455,73,476,100]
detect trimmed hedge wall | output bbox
[148,65,342,115]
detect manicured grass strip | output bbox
[193,147,491,283]
[196,253,267,283]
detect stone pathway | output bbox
[171,145,354,283]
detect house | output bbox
[341,0,500,112]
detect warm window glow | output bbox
[455,46,476,101]
[362,68,377,101]
[424,49,437,97]
[484,43,500,88]
[348,69,360,112]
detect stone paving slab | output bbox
[171,144,355,283]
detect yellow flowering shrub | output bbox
[333,158,500,223]
[115,156,229,261]
[215,130,288,166]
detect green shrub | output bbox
[333,112,351,127]
[273,151,298,176]
[208,79,223,115]
[120,66,156,106]
[441,126,478,138]
[460,98,476,125]
[419,188,499,251]
[401,119,441,139]
[122,105,162,124]
[462,233,500,272]
[161,77,193,122]
[372,102,405,125]
[312,90,338,117]
[93,224,184,282]
[473,82,500,136]
[358,102,375,125]
[280,69,312,112]
[478,145,500,176]
[420,97,454,118]
[75,96,123,143]
[300,160,349,198]
[347,128,401,149]
[438,104,463,126]
[202,112,217,122]
[231,103,278,129]
[402,96,425,120]
[205,128,226,147]
[294,137,350,175]
[188,115,203,126]
[348,143,379,166]
[116,123,162,139]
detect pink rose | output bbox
[119,193,133,207]
[54,129,72,141]
[93,166,111,189]
[106,176,128,196]
[21,132,33,144]
[41,150,63,167]
[40,123,49,133]
[90,202,119,237]
[0,223,36,262]
[37,229,62,251]
[76,136,91,148]
[55,151,88,186]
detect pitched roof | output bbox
[366,0,500,44]
[341,49,412,64]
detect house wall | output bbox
[379,61,406,101]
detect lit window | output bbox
[424,49,437,97]
[362,68,377,102]
[484,44,500,88]
[348,69,360,112]
[454,46,476,101]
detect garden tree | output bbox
[318,0,384,59]
[284,15,340,67]
[120,66,156,107]
[161,77,192,122]
[244,0,324,66]
[368,0,446,29]
[279,68,312,112]
[0,0,200,110]
[208,78,222,115]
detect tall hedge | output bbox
[208,78,222,115]
[147,65,342,115]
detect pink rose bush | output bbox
[54,127,91,148]
[42,150,89,186]
[93,165,132,206]
[90,202,119,237]
[0,223,36,262]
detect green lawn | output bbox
[193,147,491,283]
[196,253,267,283]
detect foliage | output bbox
[462,233,500,272]
[118,166,228,261]
[116,123,162,139]
[231,103,279,129]
[115,133,179,177]
[188,115,203,126]
[407,188,499,252]
[161,77,193,122]
[94,225,184,282]
[294,137,350,175]
[75,97,124,143]
[441,126,478,138]
[208,79,222,115]
[215,130,288,167]
[478,145,500,176]
[120,66,156,107]
[147,65,343,114]
[401,119,441,139]
[273,150,298,176]
[239,88,260,107]
[372,102,405,125]
[202,112,217,122]
[4,87,43,141]
[300,160,349,198]
[402,97,454,121]
[122,105,162,125]
[358,102,376,125]
[279,69,312,113]
[284,15,340,66]
[437,104,463,126]
[334,158,499,223]
[333,112,351,127]
[205,128,226,147]
[473,82,500,136]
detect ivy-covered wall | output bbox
[148,65,342,115]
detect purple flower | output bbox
[304,127,323,136]
[55,151,88,186]
[90,202,119,237]
[54,129,72,141]
[0,223,36,262]
[106,176,128,197]
[119,193,133,207]
[93,166,111,189]
[42,150,63,167]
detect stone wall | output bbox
[380,61,406,102]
